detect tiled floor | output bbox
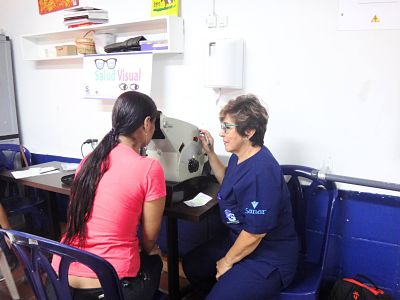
[0,263,35,300]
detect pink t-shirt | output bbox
[52,143,166,278]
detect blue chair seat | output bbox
[5,195,45,214]
[280,262,321,298]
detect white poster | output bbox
[83,52,153,100]
[338,0,400,30]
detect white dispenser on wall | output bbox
[205,38,244,89]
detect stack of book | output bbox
[63,7,108,28]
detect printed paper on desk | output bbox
[11,167,60,179]
[184,192,213,207]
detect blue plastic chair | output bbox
[278,165,338,300]
[0,229,125,300]
[0,144,47,231]
[0,144,31,171]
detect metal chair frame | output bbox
[279,165,338,299]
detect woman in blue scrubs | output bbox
[182,94,298,300]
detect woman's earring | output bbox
[140,132,148,156]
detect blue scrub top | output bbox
[218,146,298,287]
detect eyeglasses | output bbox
[220,122,239,133]
[94,58,117,70]
[119,83,139,91]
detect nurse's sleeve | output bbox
[242,168,282,234]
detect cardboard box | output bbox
[55,45,77,56]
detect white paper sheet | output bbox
[11,167,60,179]
[184,192,213,207]
[61,163,79,171]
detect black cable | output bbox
[81,139,98,157]
[83,139,98,144]
[80,142,84,158]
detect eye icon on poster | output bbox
[119,83,139,91]
[83,53,153,100]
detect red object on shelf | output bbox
[68,22,103,28]
[38,0,79,15]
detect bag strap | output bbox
[354,274,379,289]
[343,278,385,296]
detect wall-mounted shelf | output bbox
[21,16,184,61]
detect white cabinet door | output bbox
[0,36,19,140]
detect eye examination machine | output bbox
[146,112,213,205]
[61,111,214,205]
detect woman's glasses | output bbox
[220,122,239,133]
[94,58,117,70]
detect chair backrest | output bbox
[281,165,338,271]
[0,229,125,300]
[0,144,31,170]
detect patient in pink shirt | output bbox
[51,91,166,300]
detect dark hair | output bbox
[64,91,157,247]
[219,94,269,147]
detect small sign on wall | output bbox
[83,53,153,100]
[151,0,179,16]
[338,0,400,30]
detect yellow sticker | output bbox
[151,0,179,17]
[371,15,380,23]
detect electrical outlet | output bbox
[218,16,228,27]
[207,15,217,28]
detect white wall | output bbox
[0,0,399,195]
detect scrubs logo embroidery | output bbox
[224,209,239,224]
[245,201,267,215]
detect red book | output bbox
[67,22,103,28]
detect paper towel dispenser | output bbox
[204,38,244,89]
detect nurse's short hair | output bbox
[219,94,269,147]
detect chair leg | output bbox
[0,249,20,299]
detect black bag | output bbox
[104,36,146,53]
[330,274,393,300]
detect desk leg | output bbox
[166,216,180,300]
[46,192,61,241]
